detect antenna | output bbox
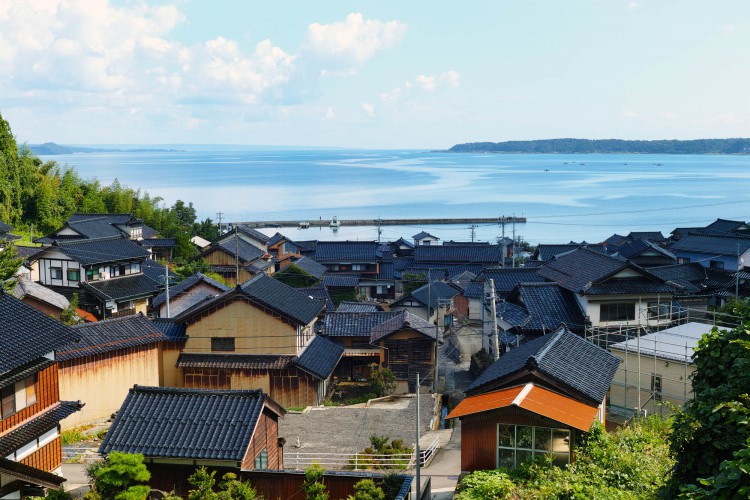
[500,216,506,269]
[377,217,383,243]
[469,224,478,243]
[216,212,225,235]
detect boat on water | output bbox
[298,221,310,229]
[329,216,341,228]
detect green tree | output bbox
[60,293,83,325]
[668,323,750,495]
[194,218,219,243]
[0,241,23,290]
[86,452,151,500]
[368,364,396,397]
[302,464,328,500]
[187,467,218,500]
[217,472,260,500]
[347,479,384,500]
[0,112,22,223]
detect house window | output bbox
[50,267,63,280]
[497,424,570,468]
[1,385,14,419]
[211,337,235,352]
[600,303,635,322]
[647,302,671,319]
[422,241,431,246]
[67,269,80,282]
[709,260,724,270]
[677,257,691,264]
[86,268,101,281]
[444,313,454,327]
[254,448,268,470]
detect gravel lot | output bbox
[279,394,436,456]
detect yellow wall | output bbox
[184,300,299,355]
[134,298,148,315]
[160,345,184,388]
[59,346,160,429]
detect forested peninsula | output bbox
[448,138,750,154]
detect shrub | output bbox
[368,365,396,397]
[347,479,384,500]
[302,464,328,500]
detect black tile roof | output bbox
[336,302,380,313]
[0,358,55,389]
[603,234,627,246]
[467,326,620,403]
[481,268,547,295]
[139,238,177,248]
[80,273,163,302]
[507,283,587,334]
[536,247,627,292]
[0,221,14,233]
[322,311,399,337]
[37,213,141,243]
[670,232,750,256]
[414,245,502,264]
[313,241,380,263]
[393,281,460,309]
[43,238,150,266]
[0,292,77,375]
[286,256,327,279]
[99,385,283,461]
[141,259,179,286]
[533,243,609,262]
[412,231,437,240]
[377,261,395,280]
[370,310,437,343]
[649,263,734,295]
[322,274,360,287]
[294,336,344,379]
[240,274,324,325]
[212,235,266,263]
[627,231,666,242]
[701,218,750,235]
[615,239,675,261]
[267,232,286,247]
[149,318,188,341]
[14,245,42,261]
[297,285,335,312]
[176,353,294,370]
[57,314,168,362]
[152,272,229,308]
[0,401,82,457]
[236,225,271,244]
[583,278,680,295]
[462,281,485,299]
[497,301,530,328]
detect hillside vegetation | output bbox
[448,138,750,154]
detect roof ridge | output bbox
[132,384,265,397]
[71,312,146,328]
[531,327,566,365]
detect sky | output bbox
[1,1,749,148]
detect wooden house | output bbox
[173,274,342,407]
[370,310,438,393]
[55,314,181,428]
[0,291,82,497]
[151,272,230,318]
[447,327,619,472]
[99,385,286,495]
[390,280,460,326]
[200,233,271,286]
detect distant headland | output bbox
[447,138,750,154]
[27,142,183,155]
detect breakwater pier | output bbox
[238,216,526,228]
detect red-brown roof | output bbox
[447,383,599,432]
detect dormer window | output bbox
[130,227,142,239]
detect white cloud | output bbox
[361,103,375,117]
[304,13,406,67]
[415,75,437,91]
[627,2,640,10]
[723,24,737,37]
[323,106,335,120]
[622,110,638,118]
[380,70,462,105]
[440,70,461,88]
[658,111,678,119]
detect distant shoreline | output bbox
[447,138,750,155]
[28,142,182,155]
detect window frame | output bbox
[49,267,63,280]
[67,269,80,282]
[497,424,570,468]
[254,448,268,470]
[599,302,636,322]
[211,337,236,352]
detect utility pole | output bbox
[415,372,421,499]
[377,217,383,243]
[216,212,225,235]
[500,216,506,269]
[164,262,171,318]
[469,224,478,243]
[30,223,34,245]
[511,216,517,268]
[737,243,740,297]
[235,225,239,286]
[488,279,499,360]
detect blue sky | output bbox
[1,1,748,148]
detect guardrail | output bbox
[288,436,440,471]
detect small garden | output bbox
[326,364,396,406]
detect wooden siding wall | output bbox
[59,345,160,429]
[184,300,299,355]
[183,367,319,408]
[382,332,434,388]
[203,250,253,286]
[459,407,577,472]
[0,364,58,434]
[20,437,62,473]
[242,410,282,470]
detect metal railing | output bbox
[287,436,440,471]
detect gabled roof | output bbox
[506,282,587,334]
[57,314,168,362]
[412,231,438,240]
[0,292,78,376]
[139,238,177,248]
[701,218,750,235]
[497,301,530,328]
[175,274,324,326]
[322,311,399,337]
[149,318,188,341]
[414,245,502,264]
[336,301,380,313]
[284,256,327,279]
[370,310,437,343]
[267,232,287,247]
[533,243,609,262]
[322,274,360,287]
[467,326,620,404]
[236,225,271,244]
[393,237,414,249]
[627,231,666,242]
[481,268,547,295]
[294,336,344,379]
[393,281,460,309]
[615,238,675,260]
[37,238,150,266]
[537,247,670,295]
[99,385,284,461]
[603,234,627,246]
[447,383,599,431]
[36,213,143,243]
[297,285,335,312]
[141,259,179,286]
[649,263,734,294]
[670,232,750,256]
[80,273,163,302]
[462,281,485,299]
[313,241,380,263]
[209,235,266,263]
[11,277,70,310]
[152,272,229,309]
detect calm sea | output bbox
[39,149,750,245]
